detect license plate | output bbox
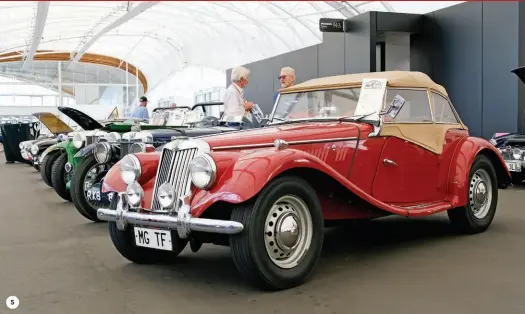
[505,161,521,172]
[134,227,173,251]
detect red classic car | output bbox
[97,71,511,291]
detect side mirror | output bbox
[382,95,406,119]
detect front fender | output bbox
[447,136,511,206]
[74,143,97,158]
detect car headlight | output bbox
[120,155,141,184]
[157,182,175,208]
[131,143,146,153]
[72,132,86,149]
[30,144,39,155]
[135,131,153,143]
[189,154,216,190]
[19,142,25,149]
[512,148,522,160]
[126,181,144,207]
[94,142,112,164]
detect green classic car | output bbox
[39,106,147,201]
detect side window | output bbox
[382,89,433,123]
[431,92,459,124]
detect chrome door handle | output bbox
[383,159,398,167]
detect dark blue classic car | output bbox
[69,102,267,222]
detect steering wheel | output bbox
[194,116,220,127]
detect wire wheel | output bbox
[469,168,493,219]
[263,195,313,269]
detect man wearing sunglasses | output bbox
[273,67,296,104]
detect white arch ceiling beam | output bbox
[21,1,50,70]
[0,1,463,97]
[67,1,159,71]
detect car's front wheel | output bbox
[70,155,111,222]
[51,153,72,202]
[40,151,61,187]
[448,155,498,234]
[229,175,324,290]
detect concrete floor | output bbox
[1,154,525,314]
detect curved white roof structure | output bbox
[0,1,463,95]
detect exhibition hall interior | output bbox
[2,1,525,313]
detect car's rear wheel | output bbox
[448,155,498,234]
[40,151,61,187]
[51,153,72,202]
[108,193,188,264]
[229,175,324,290]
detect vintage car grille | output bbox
[120,142,132,157]
[151,147,198,211]
[86,135,100,146]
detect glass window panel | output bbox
[431,92,459,124]
[42,96,56,106]
[383,89,433,123]
[31,96,42,106]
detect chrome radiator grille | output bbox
[151,147,198,211]
[120,142,132,157]
[86,135,99,146]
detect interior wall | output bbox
[427,1,523,138]
[384,33,410,71]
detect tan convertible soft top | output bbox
[281,71,448,96]
[279,71,468,155]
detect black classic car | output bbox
[490,66,525,184]
[69,102,267,222]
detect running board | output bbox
[390,201,453,217]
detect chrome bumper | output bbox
[96,192,244,239]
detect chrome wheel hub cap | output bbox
[264,195,313,269]
[469,169,493,219]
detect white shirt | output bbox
[223,83,250,118]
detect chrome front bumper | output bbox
[96,192,244,239]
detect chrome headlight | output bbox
[135,131,153,143]
[189,154,216,190]
[57,134,68,142]
[512,148,522,160]
[157,182,175,208]
[131,143,146,153]
[19,142,25,149]
[30,144,39,155]
[72,132,86,149]
[94,142,112,164]
[126,181,144,207]
[120,155,141,184]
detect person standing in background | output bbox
[131,96,150,121]
[273,67,296,104]
[223,66,254,118]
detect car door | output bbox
[371,88,444,204]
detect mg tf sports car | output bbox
[489,66,525,184]
[95,71,510,291]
